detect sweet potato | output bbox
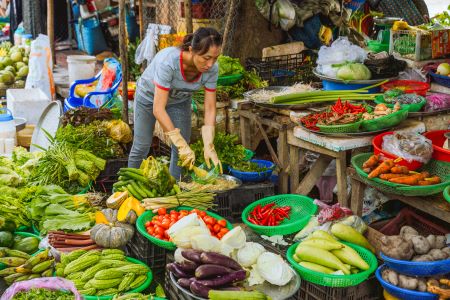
[442,247,450,256]
[412,254,433,262]
[411,236,431,255]
[435,236,447,249]
[399,274,418,290]
[380,235,414,260]
[417,278,427,292]
[400,226,419,237]
[428,249,448,261]
[426,235,437,249]
[382,268,399,286]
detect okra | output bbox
[131,181,147,199]
[126,184,143,200]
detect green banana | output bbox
[23,249,49,269]
[5,249,31,259]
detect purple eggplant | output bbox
[197,270,247,287]
[190,280,211,298]
[181,249,203,263]
[177,260,198,273]
[195,264,233,279]
[167,263,191,278]
[177,277,195,289]
[200,252,242,271]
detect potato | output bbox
[400,226,419,237]
[412,254,433,262]
[380,235,414,260]
[434,236,447,249]
[442,247,450,256]
[382,268,399,286]
[398,274,418,290]
[411,236,431,255]
[428,249,448,261]
[426,235,436,249]
[417,278,427,292]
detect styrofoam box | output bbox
[6,88,51,125]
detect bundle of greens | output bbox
[12,289,75,300]
[0,186,33,227]
[191,132,246,167]
[218,55,245,76]
[61,106,113,127]
[55,121,124,159]
[139,156,175,196]
[0,165,22,187]
[232,161,269,173]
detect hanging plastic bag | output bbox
[25,34,55,100]
[277,0,296,31]
[135,23,172,65]
[105,119,132,143]
[382,132,433,163]
[89,58,122,107]
[1,277,82,300]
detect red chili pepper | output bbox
[276,208,290,219]
[253,204,263,219]
[247,217,259,225]
[261,203,276,213]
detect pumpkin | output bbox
[90,208,135,248]
[117,197,145,222]
[106,191,128,209]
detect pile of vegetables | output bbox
[335,63,372,81]
[231,161,269,173]
[48,231,98,252]
[270,89,377,105]
[218,55,245,76]
[0,186,32,228]
[0,249,55,286]
[247,203,291,226]
[55,249,150,297]
[0,232,39,254]
[381,89,426,104]
[11,289,75,300]
[61,106,114,127]
[144,208,229,242]
[0,147,42,186]
[362,155,442,185]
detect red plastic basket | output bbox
[372,131,423,171]
[381,80,430,96]
[422,130,450,163]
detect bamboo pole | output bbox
[222,0,238,55]
[47,0,55,64]
[184,0,193,34]
[119,0,129,124]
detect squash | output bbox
[106,191,128,209]
[118,197,145,223]
[95,211,110,225]
[90,208,135,249]
[123,210,137,225]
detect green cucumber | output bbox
[126,184,143,200]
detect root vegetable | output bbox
[382,268,399,286]
[412,254,433,262]
[400,226,419,237]
[435,236,447,249]
[411,236,431,255]
[428,249,448,261]
[427,235,437,249]
[398,274,418,290]
[380,235,414,260]
[442,247,450,256]
[417,278,427,292]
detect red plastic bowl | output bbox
[422,130,450,163]
[381,80,430,96]
[372,131,423,171]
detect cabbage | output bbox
[256,252,294,286]
[171,226,209,248]
[191,234,222,252]
[336,63,372,81]
[221,226,246,249]
[237,242,266,267]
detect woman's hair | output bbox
[180,27,222,55]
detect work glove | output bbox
[166,128,195,170]
[201,125,223,174]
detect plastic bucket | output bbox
[67,55,96,84]
[322,79,381,93]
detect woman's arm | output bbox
[153,86,175,132]
[203,89,217,126]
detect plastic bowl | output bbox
[287,241,378,287]
[374,95,427,112]
[242,194,317,236]
[372,131,423,171]
[422,130,450,163]
[444,185,450,203]
[361,108,408,132]
[380,252,450,276]
[376,265,438,300]
[381,80,430,96]
[229,159,274,183]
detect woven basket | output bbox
[361,109,408,132]
[317,120,362,133]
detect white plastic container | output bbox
[0,108,17,149]
[6,88,51,125]
[67,55,97,84]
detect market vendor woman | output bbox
[129,27,223,179]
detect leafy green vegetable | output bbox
[218,55,245,76]
[0,186,33,227]
[191,132,246,167]
[140,156,175,195]
[232,161,269,172]
[12,288,75,300]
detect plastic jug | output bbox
[0,108,16,154]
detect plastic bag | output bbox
[382,132,433,163]
[106,119,132,143]
[135,23,172,65]
[25,34,55,100]
[255,0,296,31]
[89,58,122,107]
[336,215,367,234]
[1,277,82,300]
[424,93,450,112]
[317,37,368,66]
[314,200,352,224]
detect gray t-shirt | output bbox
[135,47,219,105]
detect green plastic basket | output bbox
[317,120,362,133]
[136,206,233,250]
[286,241,378,287]
[374,96,426,113]
[217,74,243,86]
[0,232,42,270]
[444,186,450,203]
[361,108,408,132]
[352,153,450,196]
[241,194,317,236]
[243,148,255,161]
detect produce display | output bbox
[247,203,291,226]
[0,249,54,286]
[231,161,269,173]
[55,249,150,297]
[0,186,32,228]
[0,42,29,88]
[61,107,114,127]
[381,90,426,105]
[218,55,244,77]
[270,89,376,106]
[179,176,239,192]
[381,132,433,164]
[362,155,442,185]
[0,232,39,254]
[380,226,449,261]
[10,288,75,300]
[48,231,98,252]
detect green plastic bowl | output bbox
[136,206,233,250]
[444,186,450,203]
[374,96,426,113]
[317,120,362,133]
[0,232,42,270]
[352,153,450,196]
[217,74,243,86]
[242,194,317,236]
[286,241,378,287]
[361,108,408,132]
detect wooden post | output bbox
[119,0,129,124]
[138,0,144,41]
[47,0,55,64]
[184,0,193,34]
[222,0,238,54]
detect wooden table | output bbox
[239,107,294,194]
[348,167,450,224]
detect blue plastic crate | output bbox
[230,159,274,183]
[74,18,108,55]
[429,71,450,88]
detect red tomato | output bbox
[146,227,155,235]
[206,224,213,231]
[213,224,222,233]
[199,211,207,217]
[157,207,167,216]
[217,232,225,239]
[170,209,178,215]
[219,228,229,235]
[153,221,162,227]
[190,209,200,215]
[158,215,165,221]
[179,210,188,215]
[169,221,176,227]
[155,226,165,236]
[217,219,227,227]
[204,217,216,226]
[164,230,170,238]
[155,234,164,240]
[161,219,171,229]
[145,221,151,227]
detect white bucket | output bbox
[67,55,97,85]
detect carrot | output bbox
[368,160,395,179]
[388,173,424,185]
[390,165,409,174]
[363,168,372,173]
[379,173,408,180]
[363,155,379,169]
[418,176,441,186]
